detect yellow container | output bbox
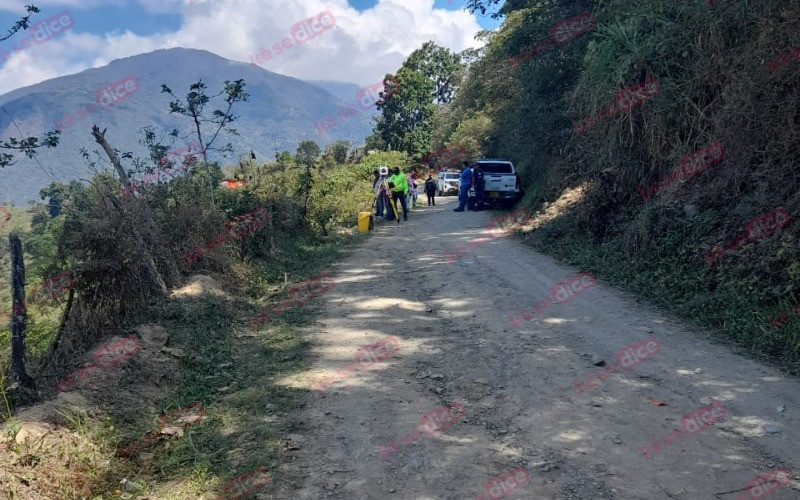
[357,212,373,233]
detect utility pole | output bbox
[265,134,287,160]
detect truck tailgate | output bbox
[483,174,516,192]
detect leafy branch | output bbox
[0,130,60,168]
[1,5,61,169]
[160,79,249,163]
[1,5,40,42]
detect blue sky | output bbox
[0,0,503,94]
[0,1,501,38]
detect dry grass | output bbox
[0,229,348,498]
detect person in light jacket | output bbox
[408,172,419,209]
[373,170,385,218]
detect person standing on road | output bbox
[424,174,437,206]
[373,170,385,218]
[454,161,473,212]
[390,167,409,222]
[409,172,419,209]
[385,181,396,221]
[471,164,485,211]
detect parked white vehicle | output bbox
[437,171,460,196]
[468,159,522,209]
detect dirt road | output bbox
[278,197,799,499]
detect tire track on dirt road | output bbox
[277,197,800,499]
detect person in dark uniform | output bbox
[424,174,437,206]
[471,164,485,211]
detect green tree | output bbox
[364,132,387,152]
[403,41,464,104]
[373,42,463,157]
[276,151,294,166]
[295,140,321,168]
[326,140,351,164]
[355,150,410,174]
[39,182,71,217]
[374,68,436,156]
[465,0,527,18]
[449,112,493,160]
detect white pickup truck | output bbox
[469,159,522,209]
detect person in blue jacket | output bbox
[454,161,473,212]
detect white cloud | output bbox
[0,0,483,94]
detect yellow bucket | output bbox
[357,212,373,233]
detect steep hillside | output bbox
[0,48,376,204]
[431,0,800,369]
[308,80,368,103]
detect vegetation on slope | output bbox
[413,0,800,369]
[360,0,799,369]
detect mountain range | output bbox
[0,48,377,205]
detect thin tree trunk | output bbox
[9,234,34,390]
[191,112,216,208]
[39,285,74,378]
[302,166,312,229]
[91,125,133,198]
[51,286,74,356]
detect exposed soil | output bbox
[277,196,800,499]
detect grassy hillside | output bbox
[0,206,35,331]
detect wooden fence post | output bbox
[9,234,35,390]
